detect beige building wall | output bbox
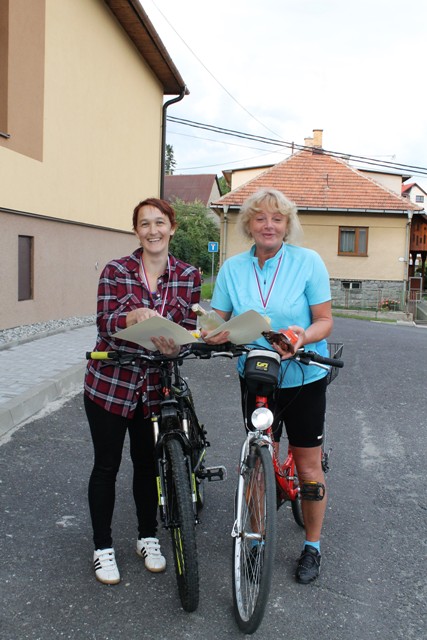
[300,214,408,281]
[0,211,136,329]
[0,0,164,230]
[359,170,403,195]
[0,0,183,329]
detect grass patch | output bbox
[201,282,214,299]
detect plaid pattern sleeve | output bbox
[84,250,201,418]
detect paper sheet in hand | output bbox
[113,316,199,350]
[205,310,270,345]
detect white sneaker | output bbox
[93,548,121,585]
[136,537,166,572]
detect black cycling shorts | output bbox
[239,375,327,448]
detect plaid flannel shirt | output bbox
[84,248,201,418]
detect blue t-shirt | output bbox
[211,243,331,387]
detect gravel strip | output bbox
[0,315,96,349]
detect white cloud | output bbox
[144,0,427,189]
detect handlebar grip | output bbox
[305,351,344,368]
[189,342,234,356]
[86,351,117,360]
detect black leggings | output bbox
[84,395,158,550]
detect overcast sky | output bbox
[143,0,427,190]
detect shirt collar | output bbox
[250,242,285,268]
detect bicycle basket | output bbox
[326,342,344,385]
[244,349,281,396]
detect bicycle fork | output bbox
[231,434,271,540]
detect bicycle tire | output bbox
[165,437,199,612]
[232,442,277,634]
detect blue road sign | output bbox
[208,241,219,253]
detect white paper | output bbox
[205,310,271,345]
[113,316,199,350]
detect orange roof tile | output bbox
[213,150,421,213]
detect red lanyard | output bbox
[139,256,170,317]
[253,254,282,309]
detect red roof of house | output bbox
[164,174,219,206]
[402,183,415,194]
[212,150,421,212]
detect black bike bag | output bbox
[244,349,281,396]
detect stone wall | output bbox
[330,279,405,310]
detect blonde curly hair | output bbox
[237,188,303,244]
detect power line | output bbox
[149,0,283,140]
[167,116,427,177]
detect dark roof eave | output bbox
[104,0,188,95]
[210,203,422,215]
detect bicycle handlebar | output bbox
[86,342,344,369]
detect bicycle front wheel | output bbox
[232,442,277,634]
[165,437,199,612]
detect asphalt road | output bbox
[1,317,426,640]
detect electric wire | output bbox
[167,116,427,177]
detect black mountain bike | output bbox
[86,345,226,612]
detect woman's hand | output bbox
[150,336,180,357]
[126,308,159,327]
[201,328,230,345]
[273,326,305,360]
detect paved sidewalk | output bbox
[0,325,97,440]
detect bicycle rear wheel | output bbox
[232,442,277,634]
[165,437,199,612]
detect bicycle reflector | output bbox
[244,349,281,396]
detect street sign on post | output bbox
[208,242,219,293]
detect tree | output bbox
[218,175,230,195]
[165,144,176,175]
[169,199,220,273]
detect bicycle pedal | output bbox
[300,481,325,501]
[199,465,227,482]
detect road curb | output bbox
[0,363,86,441]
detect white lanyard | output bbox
[139,255,170,317]
[253,253,282,310]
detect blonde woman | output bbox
[206,189,333,584]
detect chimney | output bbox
[304,136,314,148]
[313,129,323,148]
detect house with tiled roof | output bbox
[211,130,423,308]
[164,174,221,207]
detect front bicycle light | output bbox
[251,407,274,431]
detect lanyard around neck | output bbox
[253,253,283,309]
[139,255,170,317]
